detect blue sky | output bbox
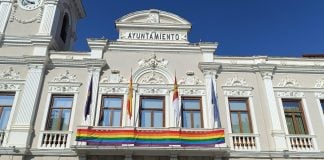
[74,0,324,57]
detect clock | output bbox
[18,0,43,10]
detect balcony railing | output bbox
[229,133,260,151]
[76,127,225,148]
[39,131,72,149]
[286,135,317,152]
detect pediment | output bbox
[116,9,191,25]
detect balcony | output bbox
[286,135,318,152]
[229,133,260,151]
[38,130,72,149]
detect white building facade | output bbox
[0,0,323,159]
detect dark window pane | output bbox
[241,112,251,133]
[296,113,306,134]
[230,112,240,133]
[321,100,324,114]
[193,112,201,128]
[142,99,163,109]
[0,107,11,129]
[283,101,300,111]
[53,97,73,108]
[285,114,295,134]
[182,111,191,128]
[0,95,14,106]
[182,99,200,109]
[104,97,122,108]
[141,111,151,127]
[229,100,247,110]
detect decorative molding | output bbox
[276,91,305,98]
[222,86,253,97]
[99,85,127,94]
[224,76,248,87]
[138,88,168,95]
[138,54,168,69]
[0,82,23,91]
[315,79,324,88]
[179,71,203,85]
[49,70,81,93]
[179,88,205,96]
[0,67,21,80]
[10,3,43,24]
[100,70,126,83]
[52,70,77,83]
[137,71,167,84]
[277,77,300,88]
[48,84,80,93]
[146,11,159,23]
[315,92,324,98]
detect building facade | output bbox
[0,0,324,159]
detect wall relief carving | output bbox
[0,67,21,80]
[315,79,324,88]
[179,71,203,85]
[137,71,167,84]
[138,54,168,69]
[53,70,77,83]
[101,70,126,83]
[224,76,248,87]
[277,77,300,87]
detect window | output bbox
[46,95,73,131]
[60,14,69,43]
[0,94,14,130]
[140,97,164,127]
[282,99,308,134]
[181,97,203,128]
[229,98,252,133]
[99,96,123,126]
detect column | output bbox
[7,58,46,148]
[37,0,59,35]
[259,65,287,151]
[199,62,221,129]
[0,0,13,34]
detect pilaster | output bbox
[87,38,108,59]
[199,62,221,128]
[258,65,287,151]
[86,65,103,126]
[199,42,218,62]
[0,0,13,34]
[37,0,59,35]
[7,56,46,148]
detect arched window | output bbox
[60,14,69,43]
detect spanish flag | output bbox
[127,74,133,119]
[172,76,180,126]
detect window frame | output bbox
[0,93,15,130]
[181,97,203,128]
[282,99,308,134]
[45,95,74,131]
[228,98,253,133]
[139,96,165,128]
[98,95,124,127]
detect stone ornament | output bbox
[277,77,300,87]
[0,67,21,80]
[315,79,324,88]
[138,71,167,84]
[223,90,252,97]
[146,12,159,23]
[179,71,203,85]
[276,91,304,98]
[224,76,248,87]
[100,70,126,83]
[53,70,77,83]
[138,54,168,69]
[180,88,205,96]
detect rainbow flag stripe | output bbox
[76,128,225,147]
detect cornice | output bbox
[107,41,203,52]
[2,35,52,46]
[49,58,106,68]
[198,62,221,72]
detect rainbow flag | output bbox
[76,128,225,147]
